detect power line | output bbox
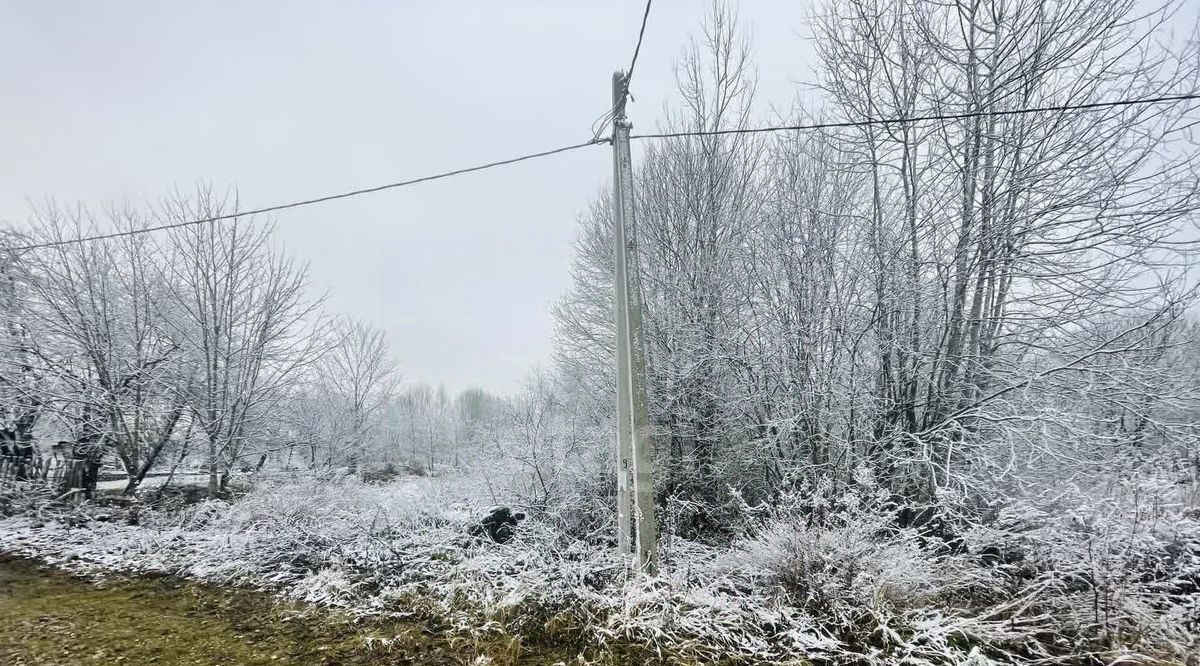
[9,138,605,252]
[590,105,620,144]
[590,0,654,143]
[629,93,1200,140]
[627,0,653,87]
[8,92,1195,252]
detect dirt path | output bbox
[0,557,563,665]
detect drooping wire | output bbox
[8,138,605,252]
[8,92,1195,252]
[590,106,620,144]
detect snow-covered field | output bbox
[2,473,1196,664]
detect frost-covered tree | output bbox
[21,204,188,494]
[0,230,42,464]
[556,0,1200,526]
[160,189,325,496]
[312,317,401,470]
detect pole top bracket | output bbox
[612,70,631,123]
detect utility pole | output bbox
[610,70,658,575]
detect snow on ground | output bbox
[2,474,1196,664]
[93,473,210,493]
[0,475,826,662]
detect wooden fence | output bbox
[0,452,96,496]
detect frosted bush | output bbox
[733,515,937,617]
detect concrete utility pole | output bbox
[610,70,658,575]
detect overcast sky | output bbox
[0,1,818,394]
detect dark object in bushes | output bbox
[360,463,402,484]
[151,484,219,506]
[888,495,968,555]
[470,506,526,544]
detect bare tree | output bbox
[556,0,1200,523]
[400,382,433,473]
[456,386,500,463]
[0,231,43,474]
[22,203,188,494]
[813,0,1200,497]
[161,189,325,496]
[315,317,401,470]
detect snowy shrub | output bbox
[0,480,55,518]
[952,474,1200,661]
[735,515,936,618]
